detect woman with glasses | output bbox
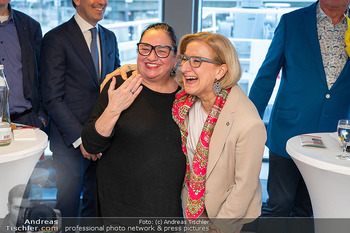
[172,32,266,232]
[81,23,186,218]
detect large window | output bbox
[199,0,314,123]
[197,1,315,190]
[11,0,162,64]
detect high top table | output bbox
[286,132,350,233]
[0,128,47,217]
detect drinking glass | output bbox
[336,119,350,160]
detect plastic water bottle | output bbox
[0,65,11,146]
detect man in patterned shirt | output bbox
[249,0,350,231]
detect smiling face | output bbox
[137,29,176,83]
[180,40,225,102]
[74,0,107,26]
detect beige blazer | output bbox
[182,85,267,233]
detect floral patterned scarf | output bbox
[172,88,230,220]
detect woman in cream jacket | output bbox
[173,32,266,233]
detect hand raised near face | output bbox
[100,64,138,92]
[105,73,143,116]
[95,73,143,137]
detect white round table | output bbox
[287,133,350,233]
[0,129,47,217]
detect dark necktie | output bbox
[90,27,99,81]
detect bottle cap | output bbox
[0,64,3,70]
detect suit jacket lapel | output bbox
[206,86,237,179]
[98,25,107,83]
[13,12,27,54]
[65,17,99,87]
[13,11,32,87]
[304,2,328,88]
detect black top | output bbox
[82,74,186,218]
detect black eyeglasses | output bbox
[137,43,174,58]
[177,54,221,68]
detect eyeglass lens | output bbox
[179,55,202,68]
[138,43,172,58]
[179,55,220,68]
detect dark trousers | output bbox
[262,151,313,217]
[257,151,314,233]
[53,153,97,217]
[81,158,97,217]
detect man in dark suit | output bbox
[40,0,120,217]
[249,0,350,231]
[0,0,47,129]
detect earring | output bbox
[213,81,222,95]
[170,67,176,77]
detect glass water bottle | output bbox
[0,65,11,146]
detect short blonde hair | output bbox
[178,32,241,88]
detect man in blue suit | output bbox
[249,0,350,223]
[40,0,120,217]
[0,0,47,129]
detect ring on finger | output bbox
[130,89,135,95]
